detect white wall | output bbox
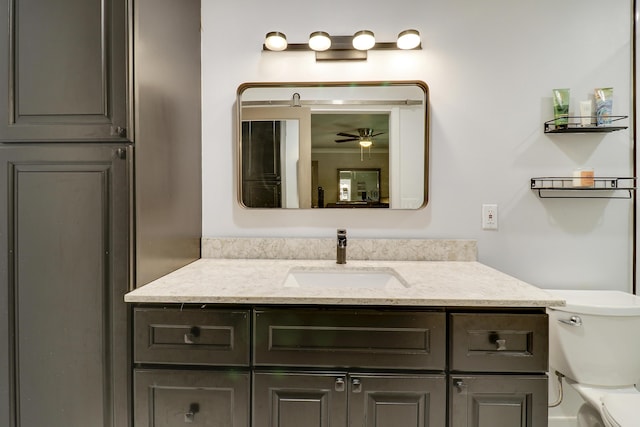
[201,0,634,292]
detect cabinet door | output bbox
[0,0,128,141]
[449,375,548,427]
[135,369,250,427]
[348,374,446,427]
[0,144,130,427]
[253,371,348,427]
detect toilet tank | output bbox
[547,290,640,387]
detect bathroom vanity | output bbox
[126,257,562,427]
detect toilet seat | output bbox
[601,393,640,426]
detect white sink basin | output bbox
[283,267,408,289]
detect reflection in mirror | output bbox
[327,168,385,208]
[237,81,428,209]
[241,107,311,208]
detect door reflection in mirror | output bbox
[240,107,311,208]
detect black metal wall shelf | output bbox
[544,115,628,133]
[530,177,636,199]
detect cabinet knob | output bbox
[351,378,362,393]
[335,377,345,392]
[111,126,127,138]
[495,339,507,351]
[453,379,467,393]
[184,326,200,344]
[184,403,199,423]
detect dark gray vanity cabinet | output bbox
[449,312,549,427]
[253,372,446,427]
[130,306,550,427]
[0,0,128,141]
[0,144,130,427]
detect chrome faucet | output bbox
[336,229,347,264]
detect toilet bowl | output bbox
[547,290,640,426]
[570,382,639,427]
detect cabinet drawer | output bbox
[134,369,250,427]
[450,313,548,372]
[253,308,446,370]
[134,307,250,366]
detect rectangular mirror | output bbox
[237,81,428,209]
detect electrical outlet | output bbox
[482,204,498,230]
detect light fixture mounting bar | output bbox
[316,36,367,61]
[262,34,422,61]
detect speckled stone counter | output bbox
[124,258,563,307]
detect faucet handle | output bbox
[337,229,347,246]
[336,229,347,264]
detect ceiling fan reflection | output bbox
[335,128,384,161]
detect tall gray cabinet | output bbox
[0,0,202,426]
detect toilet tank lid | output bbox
[547,290,640,316]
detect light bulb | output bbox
[359,139,373,148]
[352,30,375,51]
[309,31,331,51]
[264,31,287,51]
[397,29,421,49]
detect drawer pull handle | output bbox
[184,403,199,423]
[495,339,507,351]
[351,378,362,393]
[559,316,582,327]
[184,326,201,344]
[335,377,345,392]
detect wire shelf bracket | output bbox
[530,177,636,199]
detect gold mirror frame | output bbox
[236,81,429,209]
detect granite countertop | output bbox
[124,258,564,307]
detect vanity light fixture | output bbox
[263,29,421,61]
[396,29,421,50]
[264,31,288,51]
[308,31,331,51]
[352,30,376,51]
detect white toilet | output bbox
[547,289,640,426]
